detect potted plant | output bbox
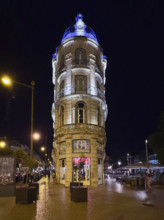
[13,149,39,204]
[71,157,88,202]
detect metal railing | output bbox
[56,86,105,100]
[56,59,102,76]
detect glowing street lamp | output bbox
[0,141,7,148]
[1,75,35,159]
[33,132,40,141]
[1,76,12,86]
[118,161,122,166]
[41,146,45,152]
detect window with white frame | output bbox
[75,102,86,123]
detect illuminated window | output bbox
[75,75,87,93]
[73,140,90,152]
[76,102,86,123]
[75,48,86,65]
[61,106,64,126]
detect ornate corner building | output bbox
[51,14,108,187]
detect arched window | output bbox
[75,48,86,65]
[76,102,86,124]
[61,106,64,126]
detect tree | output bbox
[0,147,13,155]
[148,111,164,164]
[0,147,38,169]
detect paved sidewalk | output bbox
[0,176,164,220]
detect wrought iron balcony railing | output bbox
[72,59,90,68]
[56,59,103,77]
[55,86,105,100]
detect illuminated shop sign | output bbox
[73,157,90,166]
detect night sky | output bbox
[0,0,164,162]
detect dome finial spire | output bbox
[76,13,83,22]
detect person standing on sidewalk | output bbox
[145,174,152,192]
[147,174,153,191]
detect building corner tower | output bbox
[52,14,108,187]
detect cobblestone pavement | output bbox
[0,176,164,220]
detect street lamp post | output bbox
[1,76,35,159]
[145,139,149,174]
[127,153,129,165]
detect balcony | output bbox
[56,86,105,100]
[57,59,102,77]
[72,59,90,68]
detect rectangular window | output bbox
[73,140,90,153]
[75,75,87,93]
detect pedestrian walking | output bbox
[147,174,152,191]
[145,173,152,192]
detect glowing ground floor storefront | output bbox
[53,136,106,187]
[59,157,103,186]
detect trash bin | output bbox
[137,177,144,189]
[16,186,37,204]
[130,177,138,188]
[70,182,83,192]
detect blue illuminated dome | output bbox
[61,14,98,44]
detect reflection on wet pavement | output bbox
[106,177,148,200]
[0,176,164,220]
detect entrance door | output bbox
[72,157,90,186]
[60,159,66,184]
[98,158,102,184]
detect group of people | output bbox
[144,173,153,192]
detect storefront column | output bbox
[54,141,60,184]
[91,139,98,187]
[65,138,72,187]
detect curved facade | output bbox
[52,14,108,187]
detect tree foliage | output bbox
[0,147,38,169]
[148,111,164,164]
